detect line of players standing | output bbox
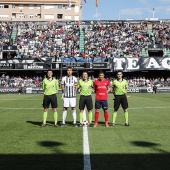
[41,67,130,127]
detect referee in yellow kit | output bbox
[111,71,130,127]
[41,69,59,127]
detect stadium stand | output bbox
[0,74,42,88]
[1,21,170,61]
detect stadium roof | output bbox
[0,0,77,4]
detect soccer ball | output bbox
[83,120,89,126]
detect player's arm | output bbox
[112,81,115,95]
[91,80,94,88]
[74,77,78,92]
[61,77,65,93]
[42,79,45,92]
[77,80,80,93]
[90,80,94,93]
[125,80,128,94]
[55,79,59,93]
[61,84,64,93]
[107,81,110,93]
[61,78,65,98]
[93,81,96,93]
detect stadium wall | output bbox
[1,57,170,71]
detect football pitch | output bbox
[0,93,170,170]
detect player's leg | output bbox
[79,96,86,125]
[101,100,109,127]
[42,95,50,127]
[70,98,77,127]
[86,96,93,125]
[121,95,129,126]
[52,108,59,127]
[61,98,69,127]
[51,94,59,126]
[94,100,101,127]
[111,96,121,126]
[124,109,129,126]
[62,108,68,125]
[42,108,48,127]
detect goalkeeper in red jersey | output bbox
[93,71,110,127]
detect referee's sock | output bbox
[88,111,92,124]
[124,111,128,124]
[43,112,48,125]
[79,112,83,124]
[54,112,58,125]
[112,112,117,124]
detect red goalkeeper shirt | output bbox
[93,79,109,100]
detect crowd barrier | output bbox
[0,87,170,94]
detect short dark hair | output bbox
[117,70,123,74]
[47,69,52,72]
[98,70,104,76]
[67,67,73,70]
[82,71,88,75]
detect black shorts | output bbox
[114,95,128,110]
[43,94,58,109]
[79,95,93,110]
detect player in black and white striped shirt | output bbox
[61,67,78,127]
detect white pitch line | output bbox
[83,110,91,170]
[0,107,63,110]
[0,106,170,110]
[0,99,41,101]
[126,106,170,110]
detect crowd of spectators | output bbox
[151,23,170,49]
[14,22,80,61]
[0,22,14,50]
[1,21,170,62]
[83,22,170,60]
[83,23,149,60]
[1,74,170,89]
[125,76,170,87]
[0,74,42,88]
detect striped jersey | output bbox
[61,76,77,98]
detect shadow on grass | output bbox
[38,141,64,148]
[26,121,57,126]
[38,141,65,154]
[26,121,41,126]
[26,121,76,127]
[132,141,159,147]
[0,153,169,170]
[131,141,170,154]
[97,121,125,126]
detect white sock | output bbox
[62,110,67,124]
[72,110,77,124]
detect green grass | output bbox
[0,94,170,170]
